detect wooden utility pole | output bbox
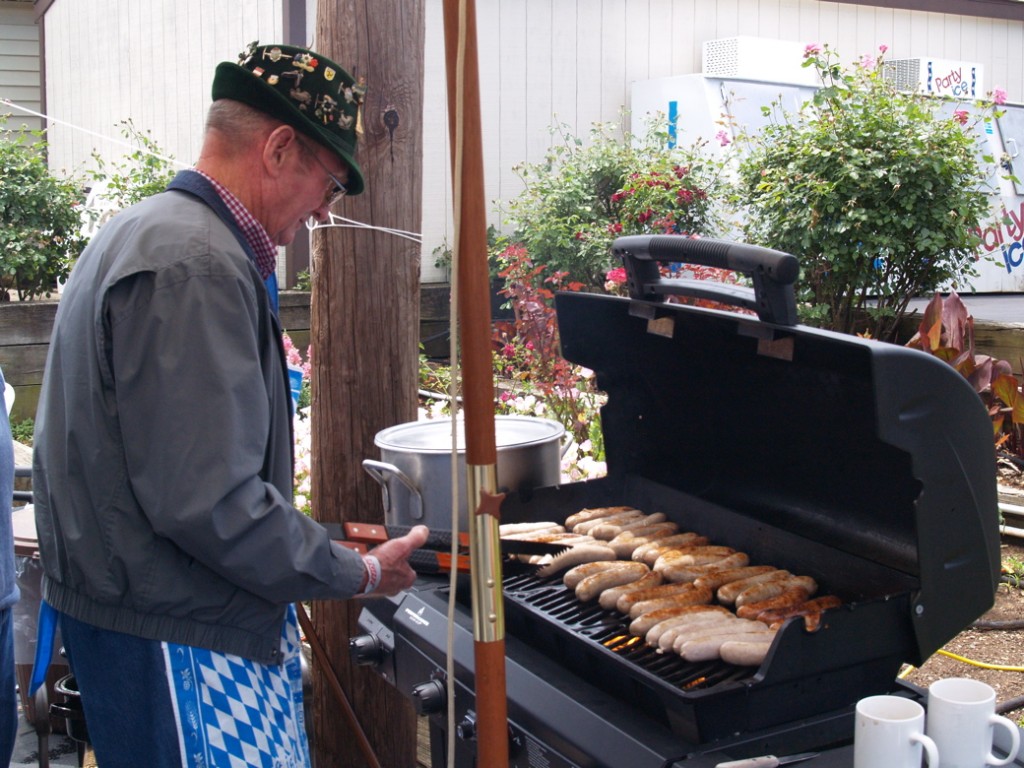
[308,2,425,766]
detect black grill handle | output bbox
[612,235,800,326]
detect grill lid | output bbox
[554,235,1000,663]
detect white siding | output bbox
[0,1,41,135]
[35,0,1024,282]
[42,0,283,176]
[418,0,1024,281]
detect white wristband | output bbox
[361,555,382,594]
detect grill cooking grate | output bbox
[502,571,754,692]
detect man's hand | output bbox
[359,524,430,597]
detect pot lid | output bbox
[374,415,564,453]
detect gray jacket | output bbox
[33,183,364,664]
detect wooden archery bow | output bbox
[441,1,509,767]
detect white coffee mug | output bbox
[927,678,1021,768]
[855,694,940,768]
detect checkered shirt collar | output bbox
[194,169,278,280]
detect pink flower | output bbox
[953,109,969,125]
[879,44,889,54]
[859,55,876,69]
[994,88,1008,106]
[605,267,627,285]
[804,43,822,58]
[715,129,731,147]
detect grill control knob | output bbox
[348,634,385,667]
[456,711,476,741]
[411,679,447,716]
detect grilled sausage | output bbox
[499,522,565,536]
[757,595,843,631]
[693,565,778,592]
[717,569,793,604]
[564,506,638,529]
[536,544,618,579]
[654,546,737,571]
[590,513,669,540]
[719,639,775,666]
[573,508,645,535]
[736,586,814,620]
[656,614,738,652]
[628,603,729,637]
[616,582,705,614]
[632,533,708,563]
[677,625,776,661]
[575,561,651,602]
[608,524,679,558]
[599,570,664,611]
[659,552,750,583]
[562,560,625,590]
[647,610,735,649]
[735,575,817,609]
[672,617,770,652]
[628,584,713,619]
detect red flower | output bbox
[605,266,627,284]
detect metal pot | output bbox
[363,416,565,531]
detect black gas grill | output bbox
[353,236,1006,767]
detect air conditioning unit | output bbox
[701,36,821,86]
[883,57,983,98]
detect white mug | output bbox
[927,678,1021,768]
[855,694,940,768]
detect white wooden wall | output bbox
[0,0,41,135]
[41,0,283,177]
[421,1,1024,282]
[32,0,1024,282]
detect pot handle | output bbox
[361,459,424,520]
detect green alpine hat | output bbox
[212,41,366,195]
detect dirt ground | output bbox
[899,534,1024,723]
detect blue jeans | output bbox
[0,607,16,767]
[59,613,182,768]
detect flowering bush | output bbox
[502,117,729,291]
[292,405,312,516]
[282,332,312,409]
[737,43,998,340]
[283,332,313,515]
[416,244,608,482]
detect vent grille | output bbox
[883,59,922,91]
[703,37,740,78]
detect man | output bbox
[32,43,427,767]
[1,366,17,767]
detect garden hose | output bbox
[899,649,1024,679]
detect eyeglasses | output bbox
[297,138,347,207]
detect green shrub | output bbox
[502,117,729,290]
[737,44,996,340]
[0,118,88,300]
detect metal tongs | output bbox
[323,521,568,574]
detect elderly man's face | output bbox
[265,137,349,246]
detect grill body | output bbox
[356,258,1003,765]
